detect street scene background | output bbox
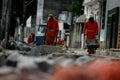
[0,0,120,80]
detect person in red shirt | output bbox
[83,14,99,54]
[57,37,63,45]
[27,34,32,44]
[45,14,59,45]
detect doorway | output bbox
[106,7,119,48]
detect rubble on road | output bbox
[27,45,63,56]
[1,41,120,80]
[0,39,32,51]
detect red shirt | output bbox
[83,21,98,39]
[46,18,59,35]
[27,35,32,44]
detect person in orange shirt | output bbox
[83,13,99,54]
[45,14,59,45]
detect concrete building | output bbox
[70,14,86,48]
[105,0,120,48]
[83,0,100,22]
[43,0,74,23]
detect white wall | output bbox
[84,6,92,19]
[26,16,32,28]
[108,0,120,25]
[92,3,100,22]
[84,2,100,22]
[108,0,120,10]
[58,22,64,39]
[84,0,91,4]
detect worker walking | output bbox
[45,14,59,45]
[83,13,99,55]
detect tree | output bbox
[69,0,84,16]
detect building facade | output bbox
[105,0,120,48]
[43,0,74,23]
[83,0,100,22]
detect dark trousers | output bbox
[87,45,97,54]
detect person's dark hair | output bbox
[89,17,94,24]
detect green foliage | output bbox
[69,0,84,16]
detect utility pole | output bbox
[21,0,26,41]
[21,0,35,41]
[104,0,109,48]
